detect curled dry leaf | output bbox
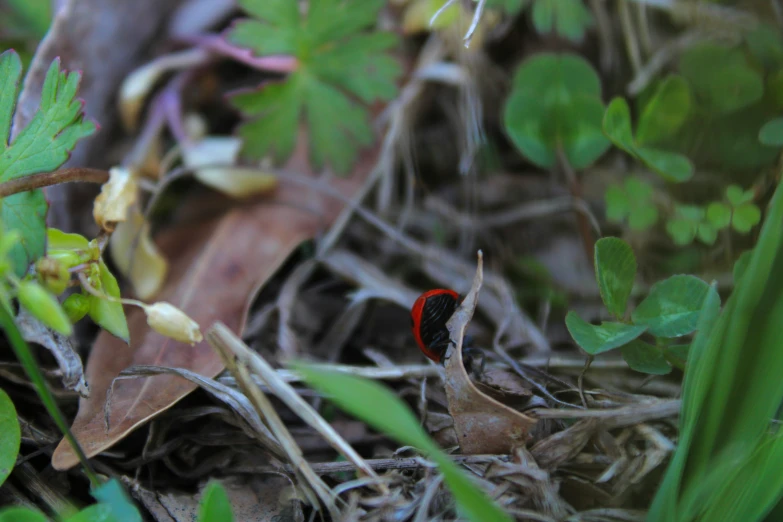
[93,167,138,232]
[110,205,168,300]
[51,133,375,470]
[181,136,279,198]
[442,251,537,454]
[16,307,89,397]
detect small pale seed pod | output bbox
[144,302,202,344]
[17,281,73,336]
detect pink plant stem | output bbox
[181,34,298,73]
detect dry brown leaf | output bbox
[442,251,537,455]
[51,135,375,470]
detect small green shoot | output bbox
[227,0,401,174]
[603,97,693,182]
[565,236,718,374]
[0,50,96,277]
[605,177,658,230]
[198,482,235,522]
[0,389,20,488]
[294,363,512,522]
[503,53,609,170]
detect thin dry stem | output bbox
[0,168,109,198]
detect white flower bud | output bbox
[144,302,202,344]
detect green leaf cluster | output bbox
[565,237,718,374]
[228,0,401,175]
[649,167,783,522]
[665,185,761,246]
[0,50,96,277]
[295,363,513,522]
[503,53,610,170]
[605,176,658,230]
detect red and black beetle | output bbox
[410,289,486,376]
[410,288,461,363]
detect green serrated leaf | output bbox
[504,53,609,169]
[594,237,636,319]
[565,312,647,355]
[0,389,20,488]
[1,190,46,278]
[532,0,592,42]
[0,51,96,277]
[636,75,691,146]
[294,364,513,522]
[0,51,23,146]
[621,340,672,375]
[732,203,762,234]
[706,202,731,229]
[679,43,764,115]
[632,275,715,337]
[759,117,783,146]
[198,482,234,522]
[87,260,129,343]
[228,0,401,175]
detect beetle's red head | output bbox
[410,289,460,363]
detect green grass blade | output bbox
[294,363,512,522]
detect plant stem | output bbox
[0,304,100,487]
[0,168,109,198]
